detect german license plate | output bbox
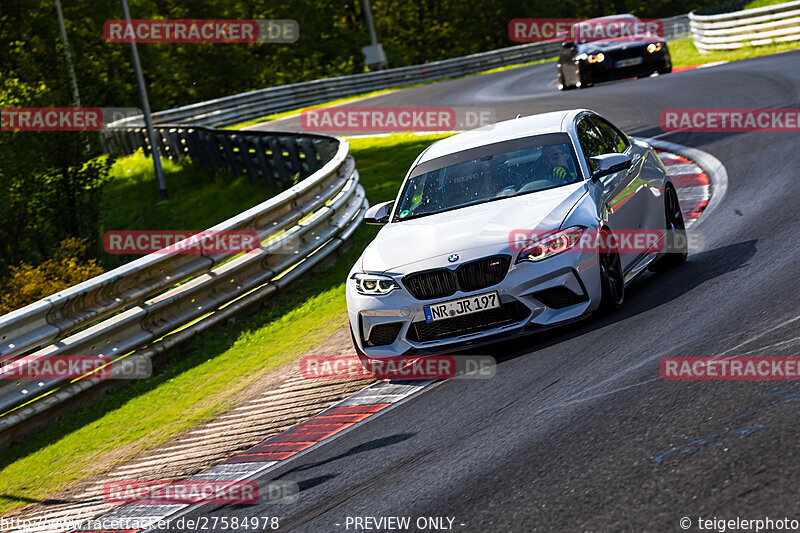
[424,292,500,323]
[616,57,643,67]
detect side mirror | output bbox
[561,41,574,48]
[364,200,394,225]
[590,153,632,181]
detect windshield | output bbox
[393,134,582,222]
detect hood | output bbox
[361,183,587,273]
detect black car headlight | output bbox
[646,43,663,53]
[352,273,399,296]
[575,52,605,64]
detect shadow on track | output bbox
[478,239,757,364]
[273,433,416,480]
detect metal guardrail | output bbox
[662,14,692,41]
[111,41,563,128]
[690,0,800,50]
[0,129,367,435]
[102,125,339,187]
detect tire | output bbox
[658,60,672,74]
[575,66,591,88]
[598,228,625,313]
[649,185,688,272]
[557,67,573,90]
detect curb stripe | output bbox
[670,173,709,187]
[655,148,712,224]
[685,199,709,219]
[70,383,428,531]
[227,403,390,463]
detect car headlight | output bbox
[587,53,605,63]
[646,43,663,53]
[351,273,399,295]
[516,227,585,263]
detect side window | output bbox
[590,117,629,154]
[576,117,608,172]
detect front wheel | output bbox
[650,185,688,272]
[598,229,625,313]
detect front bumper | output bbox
[581,49,671,83]
[347,250,603,358]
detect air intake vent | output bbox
[365,322,403,347]
[531,286,588,309]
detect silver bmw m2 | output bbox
[347,109,687,360]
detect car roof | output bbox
[416,109,588,164]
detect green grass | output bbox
[226,88,399,130]
[99,152,281,269]
[0,133,450,516]
[474,55,557,75]
[226,56,557,131]
[669,36,800,67]
[743,0,790,9]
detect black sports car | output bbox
[557,14,672,90]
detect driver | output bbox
[541,144,577,183]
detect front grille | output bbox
[407,300,531,342]
[365,322,403,347]
[456,256,510,292]
[532,286,588,309]
[403,269,458,300]
[403,255,511,300]
[606,45,646,60]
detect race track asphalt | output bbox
[174,50,800,532]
